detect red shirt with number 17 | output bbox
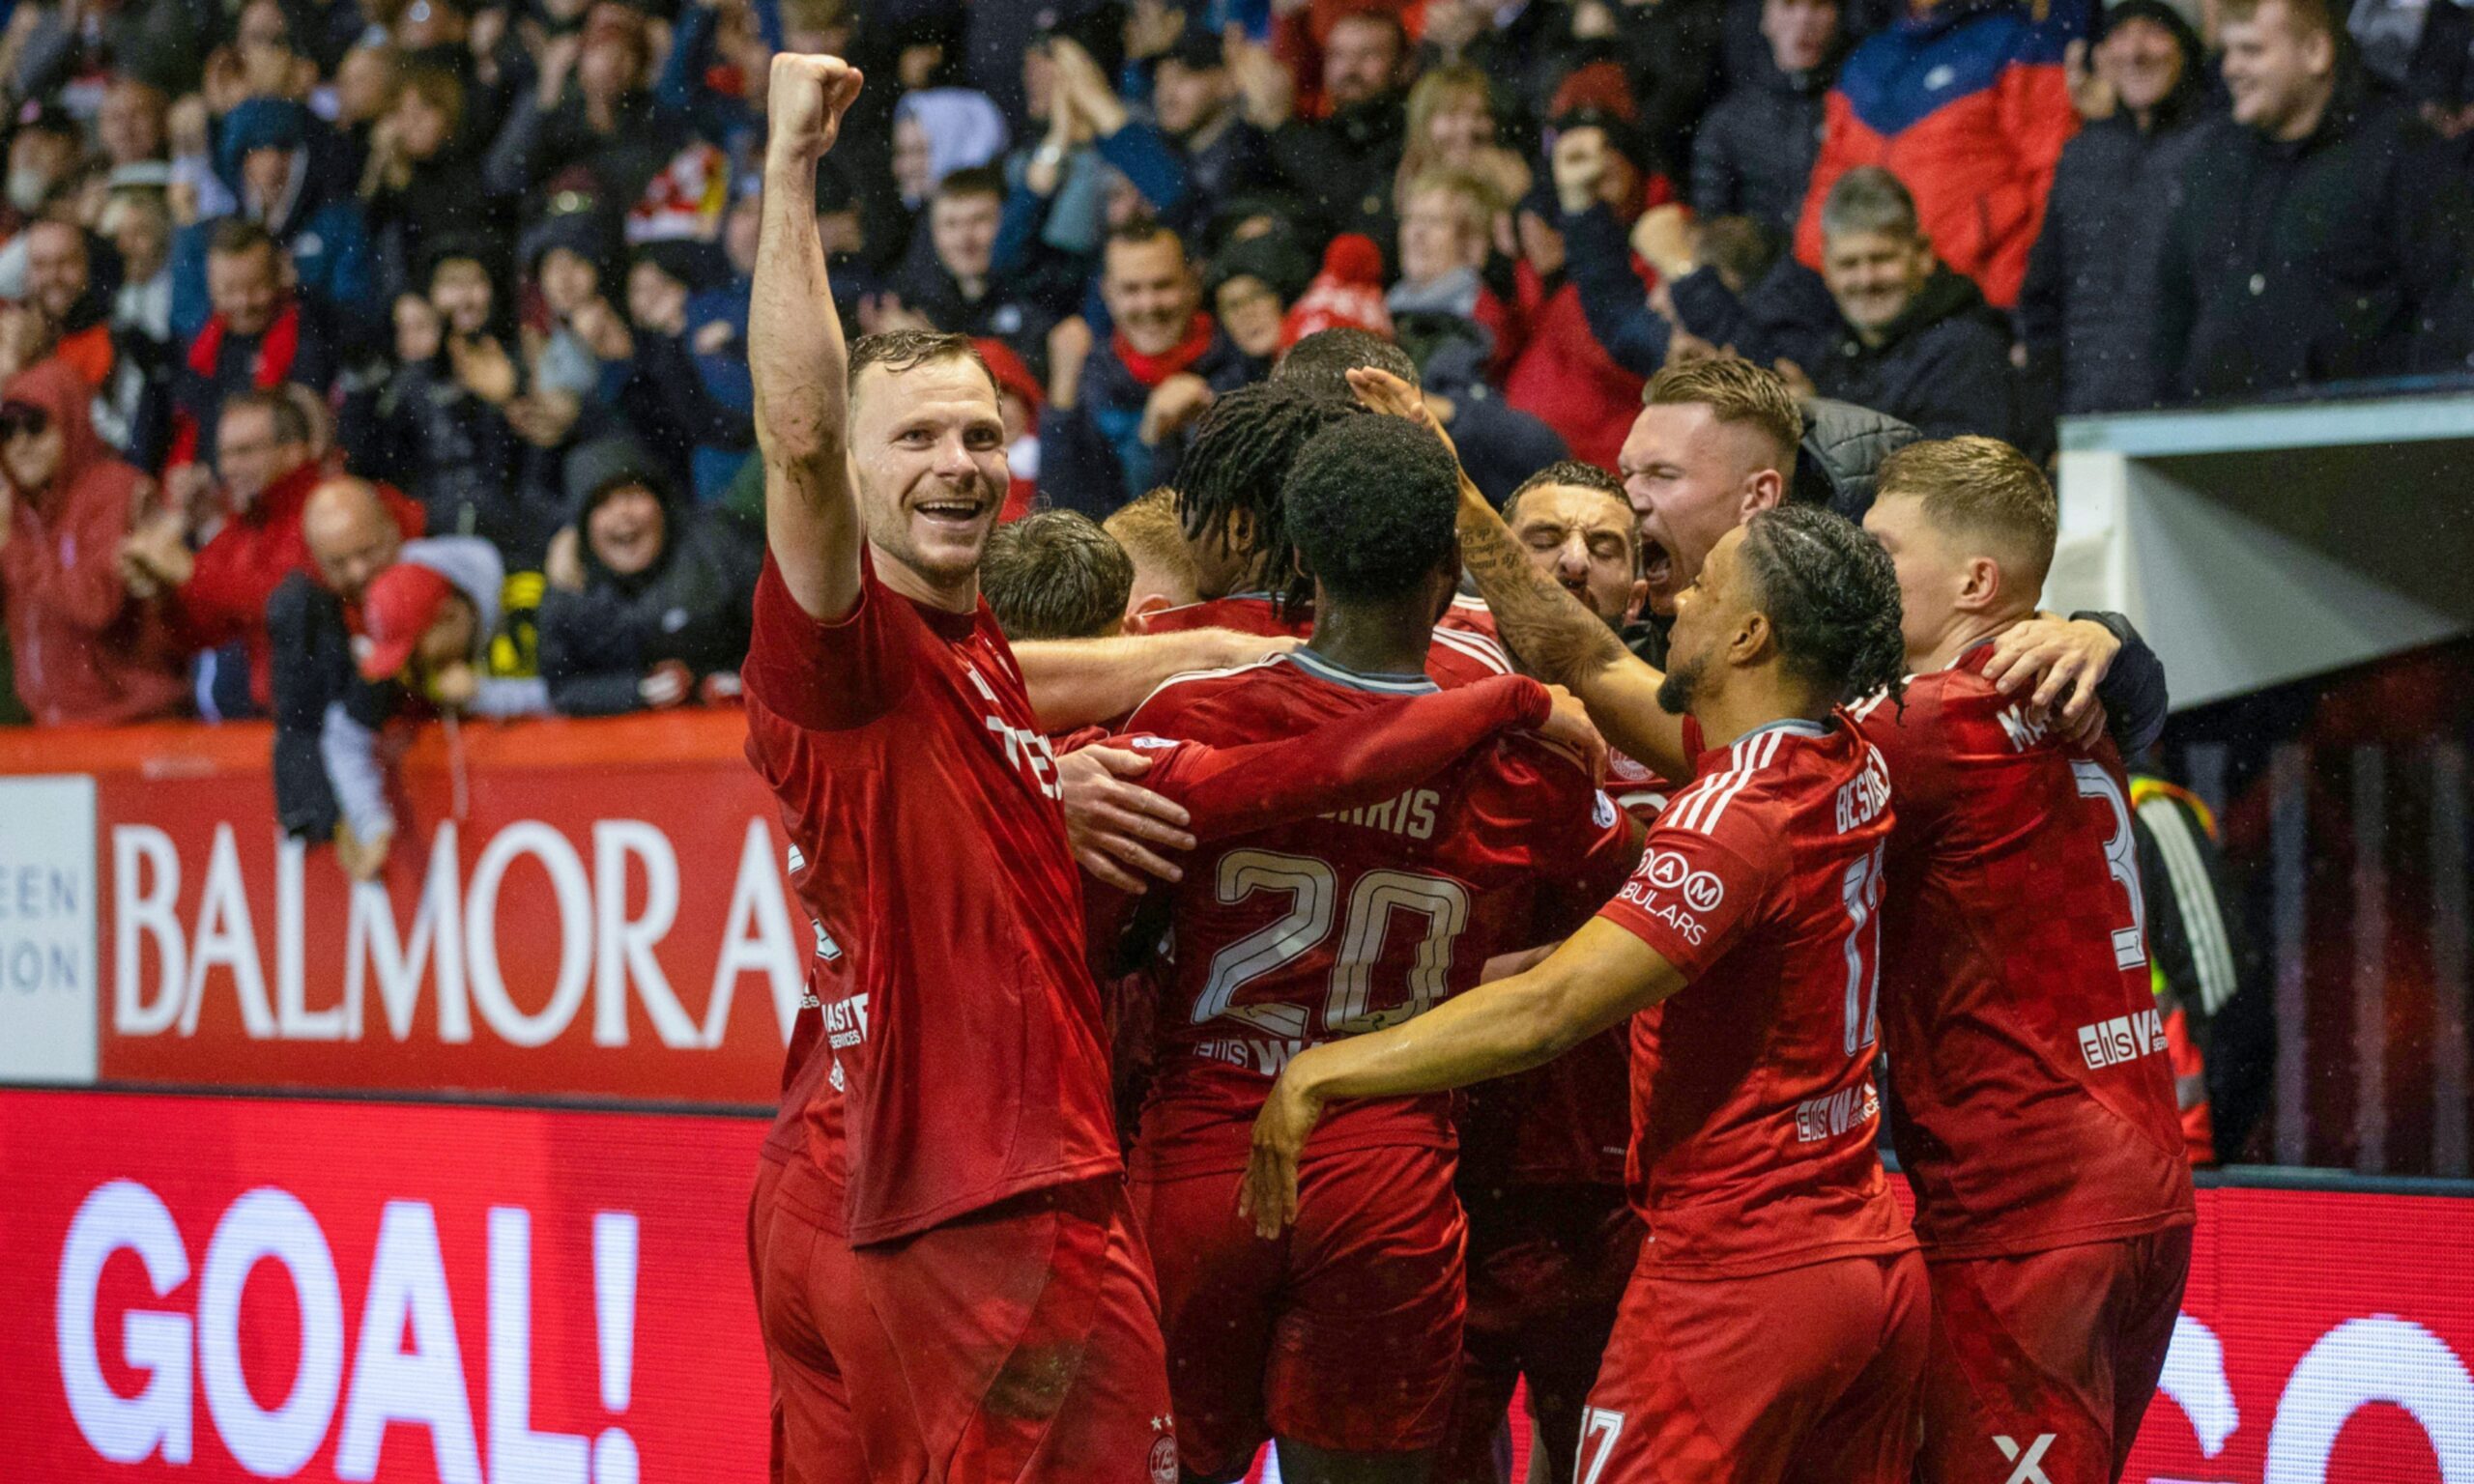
[1595,714,1915,1280]
[1860,642,2195,1260]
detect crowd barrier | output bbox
[2,1088,2468,1482]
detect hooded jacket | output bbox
[1812,264,2020,444]
[1692,47,1839,242]
[2017,2,2213,414]
[0,360,187,725]
[1797,0,2081,309]
[167,100,377,343]
[2150,65,2474,403]
[535,439,763,716]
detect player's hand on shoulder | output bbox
[1057,745,1198,894]
[766,52,864,161]
[1194,629,1301,671]
[1984,613,2118,738]
[1532,683,1610,782]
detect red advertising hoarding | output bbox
[0,716,806,1103]
[6,1090,2470,1483]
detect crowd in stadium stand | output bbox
[0,0,2468,756]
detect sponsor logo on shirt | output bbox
[1616,846,1726,946]
[961,661,1062,800]
[1323,787,1440,842]
[2078,1008,2168,1071]
[1835,750,1891,835]
[1194,1037,1307,1076]
[1795,1080,1881,1144]
[822,993,872,1052]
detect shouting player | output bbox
[737,57,1589,1484]
[1243,499,1928,1484]
[1117,416,1640,1484]
[1859,439,2196,1484]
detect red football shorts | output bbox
[749,1163,1178,1484]
[1437,1183,1642,1484]
[1577,1249,1930,1484]
[1132,1142,1467,1476]
[1917,1226,2195,1484]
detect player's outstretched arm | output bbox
[752,53,866,622]
[1016,628,1300,731]
[1346,366,1691,780]
[1239,916,1684,1237]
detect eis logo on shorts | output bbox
[2077,1008,2167,1070]
[1616,848,1726,945]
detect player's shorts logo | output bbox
[1146,1433,1178,1483]
[1995,1433,2057,1484]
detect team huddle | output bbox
[738,55,2196,1484]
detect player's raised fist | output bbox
[767,53,863,160]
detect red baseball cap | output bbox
[357,562,455,681]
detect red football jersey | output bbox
[742,552,1119,1244]
[1597,714,1915,1278]
[1862,644,2197,1259]
[1143,591,1514,690]
[1126,647,1637,1179]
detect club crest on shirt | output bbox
[1147,1434,1178,1483]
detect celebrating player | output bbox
[1243,500,1928,1484]
[1115,416,1640,1484]
[1859,438,2196,1484]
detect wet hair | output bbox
[981,511,1134,641]
[1642,356,1802,477]
[1104,488,1199,588]
[1284,414,1459,605]
[846,328,994,399]
[1737,504,1907,708]
[1875,435,2057,593]
[1271,327,1418,403]
[1504,459,1639,567]
[1174,382,1364,614]
[1819,165,1920,244]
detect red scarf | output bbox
[1111,313,1215,388]
[186,300,302,385]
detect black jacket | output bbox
[368,355,532,555]
[266,572,395,842]
[1690,57,1834,243]
[1792,396,1919,520]
[536,446,764,717]
[2151,72,2474,402]
[2019,85,2212,414]
[1811,266,2020,445]
[1271,92,1408,244]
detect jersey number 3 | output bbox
[1194,849,1472,1037]
[2071,760,2149,971]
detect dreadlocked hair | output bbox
[1174,382,1366,616]
[1738,504,1909,711]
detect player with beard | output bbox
[1115,416,1641,1484]
[1242,486,1929,1484]
[739,57,1602,1484]
[1858,439,2195,1484]
[1135,382,1516,689]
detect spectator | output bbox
[1039,222,1251,517]
[979,508,1134,642]
[2018,0,2212,416]
[1276,324,1568,508]
[890,166,1068,378]
[1693,0,1842,243]
[1797,0,2081,309]
[2150,0,2474,400]
[0,360,186,725]
[168,99,375,343]
[101,185,175,347]
[367,243,528,553]
[1269,9,1415,244]
[168,219,336,470]
[1388,167,1514,354]
[600,241,756,500]
[1511,112,1655,468]
[23,219,172,464]
[974,337,1047,521]
[483,2,681,215]
[268,476,411,845]
[3,105,86,242]
[1280,230,1394,346]
[535,437,761,716]
[1203,225,1318,379]
[1151,27,1280,228]
[1104,486,1204,625]
[1788,166,2019,441]
[361,64,506,314]
[1394,63,1534,228]
[123,388,419,712]
[97,79,171,173]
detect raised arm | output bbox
[1346,366,1692,780]
[751,53,868,622]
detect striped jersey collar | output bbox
[1667,721,1815,834]
[1282,647,1440,695]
